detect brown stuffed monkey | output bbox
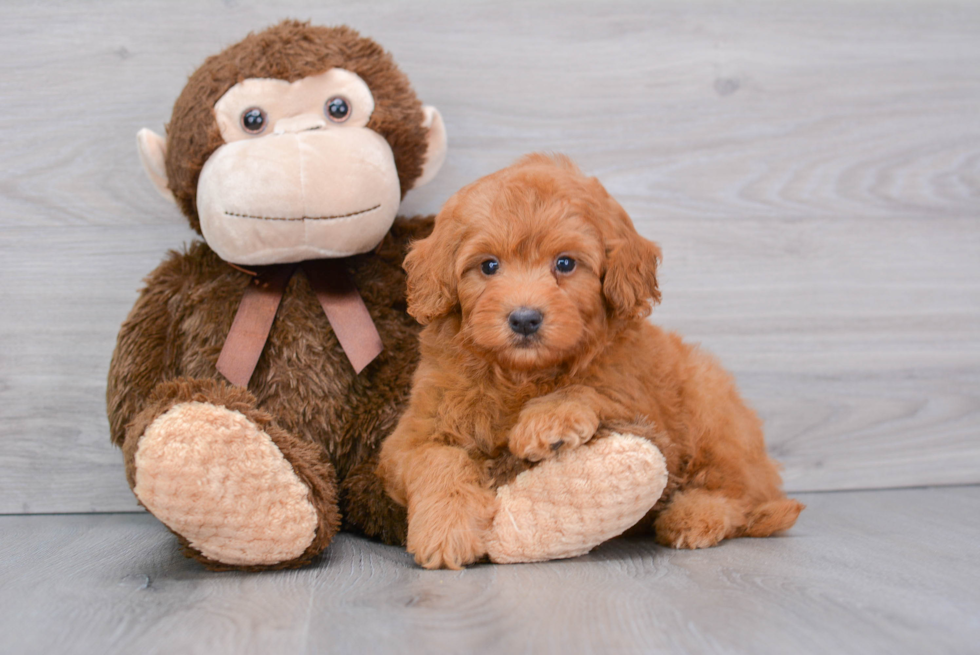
[109,21,668,571]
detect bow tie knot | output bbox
[216,259,383,387]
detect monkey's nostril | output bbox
[508,307,543,336]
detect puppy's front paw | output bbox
[508,401,600,462]
[408,526,484,570]
[406,490,495,570]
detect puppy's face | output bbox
[455,201,606,370]
[406,154,662,371]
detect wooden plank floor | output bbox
[1,0,979,514]
[2,486,978,655]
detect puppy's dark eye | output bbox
[481,259,500,276]
[325,96,351,122]
[241,107,267,134]
[555,256,576,274]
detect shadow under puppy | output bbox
[379,154,803,569]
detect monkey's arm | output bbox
[335,216,438,546]
[107,251,189,447]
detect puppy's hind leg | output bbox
[743,497,805,538]
[653,488,749,549]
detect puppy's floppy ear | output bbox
[404,201,461,325]
[598,188,662,320]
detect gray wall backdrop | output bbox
[1,0,978,513]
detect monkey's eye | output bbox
[325,96,351,123]
[481,259,500,276]
[240,107,267,134]
[555,256,576,274]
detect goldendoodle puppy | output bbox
[379,154,803,569]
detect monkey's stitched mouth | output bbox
[224,204,381,221]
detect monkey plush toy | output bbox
[108,21,669,570]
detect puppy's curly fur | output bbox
[379,154,803,569]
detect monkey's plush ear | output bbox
[600,192,662,320]
[413,106,447,189]
[136,128,176,204]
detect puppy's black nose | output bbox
[508,307,543,336]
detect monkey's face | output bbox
[138,41,447,266]
[196,69,404,265]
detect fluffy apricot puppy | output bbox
[379,154,803,569]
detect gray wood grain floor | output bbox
[2,486,978,655]
[2,0,979,513]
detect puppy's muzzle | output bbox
[508,307,543,336]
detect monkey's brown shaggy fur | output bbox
[107,22,434,569]
[109,220,431,566]
[379,155,803,569]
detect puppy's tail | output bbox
[742,498,805,537]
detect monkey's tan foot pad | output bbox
[486,433,668,564]
[133,401,318,566]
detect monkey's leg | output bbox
[122,379,341,570]
[485,431,668,564]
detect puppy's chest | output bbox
[438,385,544,456]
